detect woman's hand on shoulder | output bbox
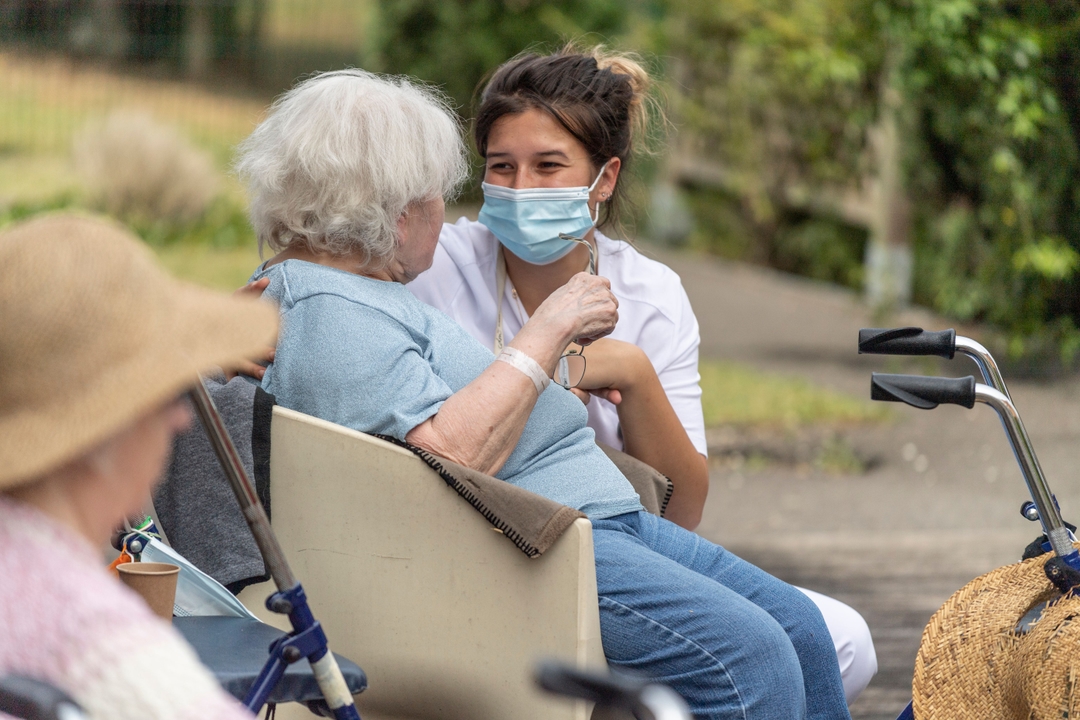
[224,278,277,381]
[531,272,619,347]
[235,277,271,300]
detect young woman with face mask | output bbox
[404,46,879,704]
[409,48,708,528]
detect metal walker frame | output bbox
[859,327,1080,720]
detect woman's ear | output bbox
[597,157,622,201]
[395,208,409,246]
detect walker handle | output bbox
[859,327,956,359]
[871,373,976,409]
[535,662,691,720]
[0,676,87,720]
[535,661,649,706]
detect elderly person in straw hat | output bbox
[238,69,851,720]
[0,214,276,719]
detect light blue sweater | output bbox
[253,260,643,520]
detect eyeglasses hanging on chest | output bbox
[552,233,596,390]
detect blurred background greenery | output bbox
[5,1,1080,359]
[1,0,1078,423]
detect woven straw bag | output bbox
[912,550,1080,720]
[1013,583,1080,718]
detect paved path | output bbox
[647,245,1080,719]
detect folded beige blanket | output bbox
[378,435,673,558]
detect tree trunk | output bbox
[245,0,266,83]
[864,64,913,314]
[185,0,212,78]
[79,0,129,58]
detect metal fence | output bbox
[0,0,370,162]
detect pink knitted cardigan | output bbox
[0,496,253,720]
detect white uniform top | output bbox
[408,217,707,456]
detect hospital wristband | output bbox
[496,347,551,396]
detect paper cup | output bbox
[117,562,179,619]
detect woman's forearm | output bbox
[615,357,710,530]
[404,319,571,476]
[405,360,539,475]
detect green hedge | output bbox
[667,0,1080,364]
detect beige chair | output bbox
[238,406,606,720]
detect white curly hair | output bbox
[236,69,469,265]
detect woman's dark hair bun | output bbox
[589,46,652,154]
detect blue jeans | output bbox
[592,512,851,720]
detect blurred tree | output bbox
[3,0,252,70]
[368,0,658,207]
[663,0,883,293]
[123,0,185,61]
[666,0,1080,362]
[368,0,630,112]
[666,0,882,213]
[900,0,1080,360]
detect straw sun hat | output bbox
[0,213,277,489]
[912,554,1057,720]
[912,545,1080,720]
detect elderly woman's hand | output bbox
[531,272,619,347]
[408,271,618,478]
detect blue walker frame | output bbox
[185,380,362,720]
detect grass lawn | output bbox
[0,52,268,170]
[154,243,265,292]
[700,359,887,429]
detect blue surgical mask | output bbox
[478,162,608,265]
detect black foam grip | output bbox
[859,327,956,359]
[534,661,647,708]
[870,373,976,409]
[0,676,84,720]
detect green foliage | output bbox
[0,194,262,291]
[368,1,664,212]
[0,194,79,229]
[683,185,868,289]
[666,0,1080,362]
[772,215,867,288]
[3,1,247,64]
[664,0,883,211]
[899,0,1080,361]
[683,186,758,260]
[1,194,255,252]
[1012,237,1079,281]
[130,197,257,249]
[368,0,631,112]
[664,0,881,290]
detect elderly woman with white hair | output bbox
[0,214,277,719]
[238,70,852,720]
